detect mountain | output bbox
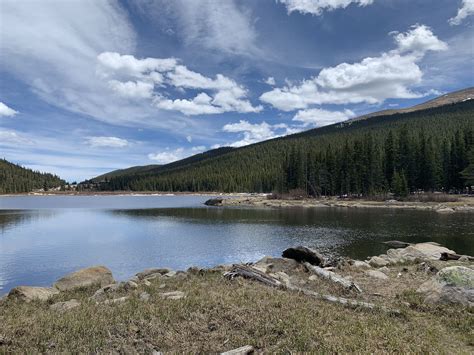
[352,87,474,122]
[86,88,474,195]
[0,159,66,194]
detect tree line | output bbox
[0,159,65,194]
[90,101,474,196]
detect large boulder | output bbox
[369,242,455,266]
[8,286,59,302]
[282,246,325,266]
[54,266,114,291]
[417,266,474,307]
[50,299,80,312]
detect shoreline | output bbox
[216,195,474,213]
[1,243,472,352]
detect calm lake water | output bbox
[1,195,473,294]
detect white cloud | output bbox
[449,0,474,25]
[100,52,261,115]
[264,77,276,86]
[293,108,355,127]
[391,24,448,55]
[186,136,193,143]
[0,0,152,126]
[223,120,291,147]
[148,148,185,164]
[107,80,154,99]
[85,136,129,148]
[278,0,374,16]
[260,24,447,111]
[0,102,18,117]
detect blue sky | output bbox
[0,0,473,182]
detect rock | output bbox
[139,292,151,302]
[417,261,439,274]
[417,266,474,307]
[383,241,412,248]
[143,280,151,287]
[136,268,170,280]
[378,266,390,274]
[204,198,223,206]
[308,275,318,282]
[54,266,114,291]
[90,283,122,301]
[103,296,129,305]
[269,271,290,286]
[385,243,455,264]
[50,299,80,312]
[164,271,176,278]
[159,291,186,300]
[221,345,254,355]
[368,256,389,267]
[252,265,268,274]
[8,286,59,302]
[459,256,471,262]
[437,266,474,288]
[125,280,138,290]
[365,270,389,280]
[351,260,371,269]
[282,246,325,266]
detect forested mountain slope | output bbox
[0,159,65,194]
[87,98,474,195]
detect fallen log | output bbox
[282,246,325,266]
[440,252,474,262]
[286,284,400,316]
[304,262,362,293]
[383,241,412,248]
[224,265,282,288]
[224,265,399,315]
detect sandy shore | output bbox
[218,195,474,213]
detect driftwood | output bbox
[224,265,400,315]
[383,241,412,248]
[282,246,325,266]
[286,284,400,316]
[221,345,254,355]
[224,265,282,288]
[440,252,474,262]
[304,262,362,293]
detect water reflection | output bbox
[0,200,473,295]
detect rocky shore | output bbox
[1,242,472,352]
[209,195,474,213]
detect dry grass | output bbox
[1,267,473,353]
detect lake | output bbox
[1,195,473,295]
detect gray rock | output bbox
[159,291,186,300]
[7,286,59,302]
[436,207,455,214]
[136,268,170,280]
[54,266,114,291]
[125,280,138,290]
[368,256,389,267]
[143,280,151,287]
[352,260,371,269]
[50,299,80,312]
[417,266,474,307]
[163,271,176,278]
[90,283,122,301]
[378,266,390,274]
[139,292,151,302]
[365,270,389,280]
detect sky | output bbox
[0,0,473,182]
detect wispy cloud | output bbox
[85,136,129,148]
[449,0,474,25]
[277,0,374,16]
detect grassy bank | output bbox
[1,262,472,352]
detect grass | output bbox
[1,269,473,353]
